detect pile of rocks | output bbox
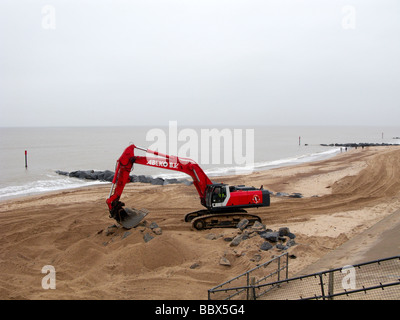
[56,170,193,186]
[230,219,296,251]
[274,192,303,198]
[205,219,297,266]
[321,142,399,148]
[101,220,162,245]
[57,170,116,182]
[139,221,163,243]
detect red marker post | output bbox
[25,150,28,168]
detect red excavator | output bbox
[106,144,270,230]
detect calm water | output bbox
[0,125,399,200]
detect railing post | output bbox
[278,256,281,282]
[249,277,256,300]
[319,273,326,300]
[328,269,334,300]
[285,253,289,280]
[246,272,250,300]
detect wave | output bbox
[251,147,341,170]
[156,147,341,179]
[0,176,107,201]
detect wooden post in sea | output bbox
[299,136,301,146]
[25,150,28,168]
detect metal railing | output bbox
[208,255,400,300]
[259,255,400,300]
[208,253,289,300]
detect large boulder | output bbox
[151,177,165,185]
[259,231,279,242]
[278,227,290,237]
[260,242,273,251]
[236,219,249,231]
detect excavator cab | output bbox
[205,184,229,210]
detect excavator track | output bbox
[190,212,261,230]
[184,209,210,222]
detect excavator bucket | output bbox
[117,207,149,229]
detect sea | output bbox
[1,125,399,201]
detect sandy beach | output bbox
[1,146,400,300]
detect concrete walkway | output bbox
[297,208,400,276]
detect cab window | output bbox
[212,186,226,203]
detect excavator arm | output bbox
[132,155,212,205]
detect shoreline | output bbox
[1,146,400,299]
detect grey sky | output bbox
[0,0,399,127]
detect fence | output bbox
[258,255,400,300]
[208,255,400,300]
[208,253,289,300]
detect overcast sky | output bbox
[0,0,399,127]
